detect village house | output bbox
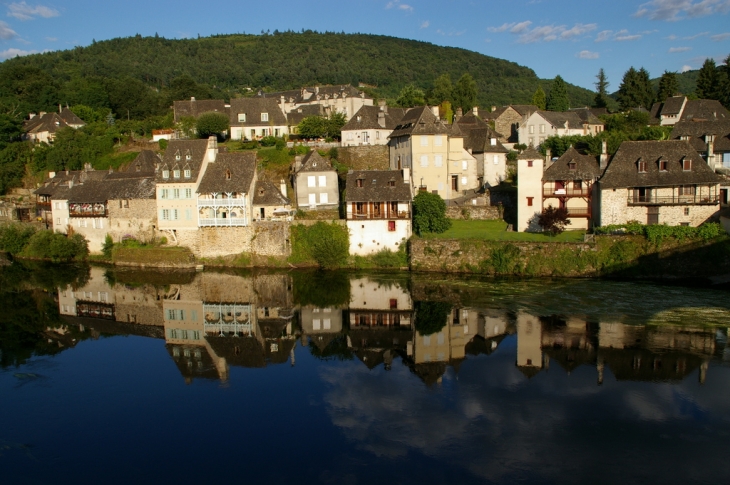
[541,146,604,230]
[671,120,730,173]
[293,150,340,211]
[172,97,228,123]
[456,107,510,188]
[340,102,407,146]
[388,106,479,201]
[286,104,327,135]
[516,147,545,232]
[345,170,412,255]
[23,106,86,143]
[483,104,538,144]
[252,179,291,221]
[195,152,257,227]
[260,84,373,120]
[597,140,723,227]
[650,96,729,126]
[519,110,603,148]
[228,98,288,140]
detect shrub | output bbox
[196,111,229,141]
[490,244,521,274]
[413,191,451,235]
[260,135,278,147]
[158,139,168,150]
[21,230,88,262]
[0,223,36,255]
[369,246,408,268]
[290,222,349,269]
[538,205,571,236]
[102,234,114,259]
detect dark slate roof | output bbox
[389,106,452,138]
[345,170,412,202]
[680,99,730,122]
[456,111,489,129]
[286,104,325,125]
[197,152,257,194]
[157,139,209,184]
[482,106,507,120]
[463,126,509,154]
[120,150,160,174]
[35,170,107,198]
[260,84,368,105]
[511,105,539,117]
[568,107,603,124]
[204,336,266,368]
[228,98,288,126]
[518,147,543,160]
[23,112,70,135]
[543,147,601,181]
[671,120,730,153]
[67,174,156,203]
[298,150,334,173]
[537,111,586,130]
[173,98,228,122]
[59,108,85,126]
[253,179,290,206]
[661,96,686,116]
[341,105,407,131]
[599,140,723,189]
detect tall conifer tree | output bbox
[532,85,546,110]
[656,71,679,102]
[593,68,609,109]
[546,75,570,111]
[696,58,719,99]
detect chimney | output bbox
[378,110,386,128]
[455,107,463,121]
[191,96,195,102]
[545,149,551,167]
[491,105,496,112]
[472,106,478,117]
[59,104,62,114]
[49,171,56,179]
[294,155,303,172]
[40,111,46,117]
[706,134,715,163]
[431,106,439,118]
[599,141,608,170]
[108,167,113,174]
[280,179,287,198]
[206,136,218,162]
[315,86,319,94]
[402,167,411,184]
[28,113,36,119]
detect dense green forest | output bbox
[0,31,596,119]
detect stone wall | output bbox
[600,188,719,227]
[337,145,389,170]
[168,222,291,259]
[445,206,500,220]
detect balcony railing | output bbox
[627,195,720,206]
[197,198,247,208]
[543,188,591,197]
[199,217,248,227]
[351,211,411,220]
[565,207,591,217]
[70,210,108,218]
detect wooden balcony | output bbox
[565,207,591,218]
[352,211,411,220]
[70,209,108,218]
[543,188,591,198]
[627,195,720,206]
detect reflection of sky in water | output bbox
[320,339,730,484]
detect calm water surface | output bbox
[1,264,729,485]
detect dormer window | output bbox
[682,158,692,171]
[638,160,647,173]
[162,169,170,179]
[261,113,269,122]
[388,180,395,187]
[184,165,191,178]
[225,169,231,180]
[357,115,361,122]
[356,178,363,188]
[135,163,141,172]
[175,150,180,161]
[238,113,246,122]
[185,150,191,161]
[173,167,181,179]
[568,162,576,171]
[659,160,668,172]
[372,179,377,185]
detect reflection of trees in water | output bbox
[292,270,350,308]
[414,301,452,336]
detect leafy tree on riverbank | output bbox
[413,192,451,235]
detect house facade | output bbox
[671,120,730,172]
[341,103,407,146]
[650,97,729,126]
[483,104,538,144]
[516,147,545,232]
[252,179,291,221]
[293,151,340,211]
[195,152,257,227]
[519,111,603,148]
[23,107,86,143]
[597,140,723,227]
[172,97,228,123]
[345,170,412,255]
[457,108,509,188]
[228,98,289,140]
[262,84,373,120]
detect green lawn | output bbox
[421,220,586,242]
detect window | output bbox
[355,202,364,214]
[420,135,428,146]
[54,202,60,209]
[574,180,583,190]
[540,124,545,134]
[184,169,191,179]
[683,159,692,171]
[569,162,576,171]
[356,178,363,188]
[684,207,690,216]
[390,298,398,309]
[490,138,497,146]
[185,188,192,199]
[162,170,170,179]
[319,193,328,204]
[161,189,169,199]
[680,185,695,195]
[388,220,396,231]
[238,113,246,122]
[172,209,179,220]
[529,125,534,134]
[493,155,499,165]
[173,189,180,199]
[123,199,129,208]
[527,197,533,206]
[434,135,443,146]
[162,209,170,220]
[173,169,180,179]
[56,217,60,225]
[462,160,468,170]
[528,137,534,146]
[307,176,316,187]
[318,175,326,187]
[527,160,533,168]
[659,160,668,171]
[420,155,428,167]
[261,112,268,122]
[434,155,443,167]
[638,160,647,173]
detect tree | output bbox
[532,85,546,110]
[452,73,478,112]
[656,71,679,102]
[637,68,655,109]
[429,74,453,105]
[412,191,451,235]
[617,67,654,110]
[195,111,229,140]
[593,68,609,109]
[538,205,571,235]
[297,112,346,139]
[395,84,426,108]
[696,58,719,99]
[546,75,570,111]
[719,54,730,108]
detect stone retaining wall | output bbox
[337,145,389,171]
[445,206,500,220]
[168,222,292,259]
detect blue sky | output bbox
[1,0,730,93]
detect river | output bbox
[1,263,729,484]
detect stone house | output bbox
[252,179,291,221]
[597,140,723,227]
[261,84,373,120]
[483,104,538,144]
[345,170,412,255]
[172,97,228,123]
[40,167,107,234]
[157,138,218,240]
[293,151,340,211]
[340,103,407,146]
[542,146,603,230]
[516,147,544,232]
[519,110,603,148]
[23,107,86,143]
[196,152,257,227]
[671,120,730,173]
[228,98,289,140]
[388,106,479,201]
[650,96,729,126]
[457,107,509,188]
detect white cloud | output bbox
[669,46,692,52]
[560,23,597,39]
[0,47,40,59]
[510,21,533,33]
[635,0,730,21]
[420,20,429,29]
[595,30,613,42]
[45,36,56,41]
[489,20,595,43]
[385,0,412,12]
[0,20,17,39]
[615,30,642,41]
[711,32,730,40]
[7,2,59,21]
[681,64,693,72]
[684,31,709,39]
[399,3,413,11]
[488,22,517,33]
[665,34,678,40]
[577,50,599,59]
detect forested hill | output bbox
[0,31,594,118]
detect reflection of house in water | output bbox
[348,278,413,370]
[541,316,598,374]
[465,309,513,356]
[516,312,549,378]
[300,305,344,356]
